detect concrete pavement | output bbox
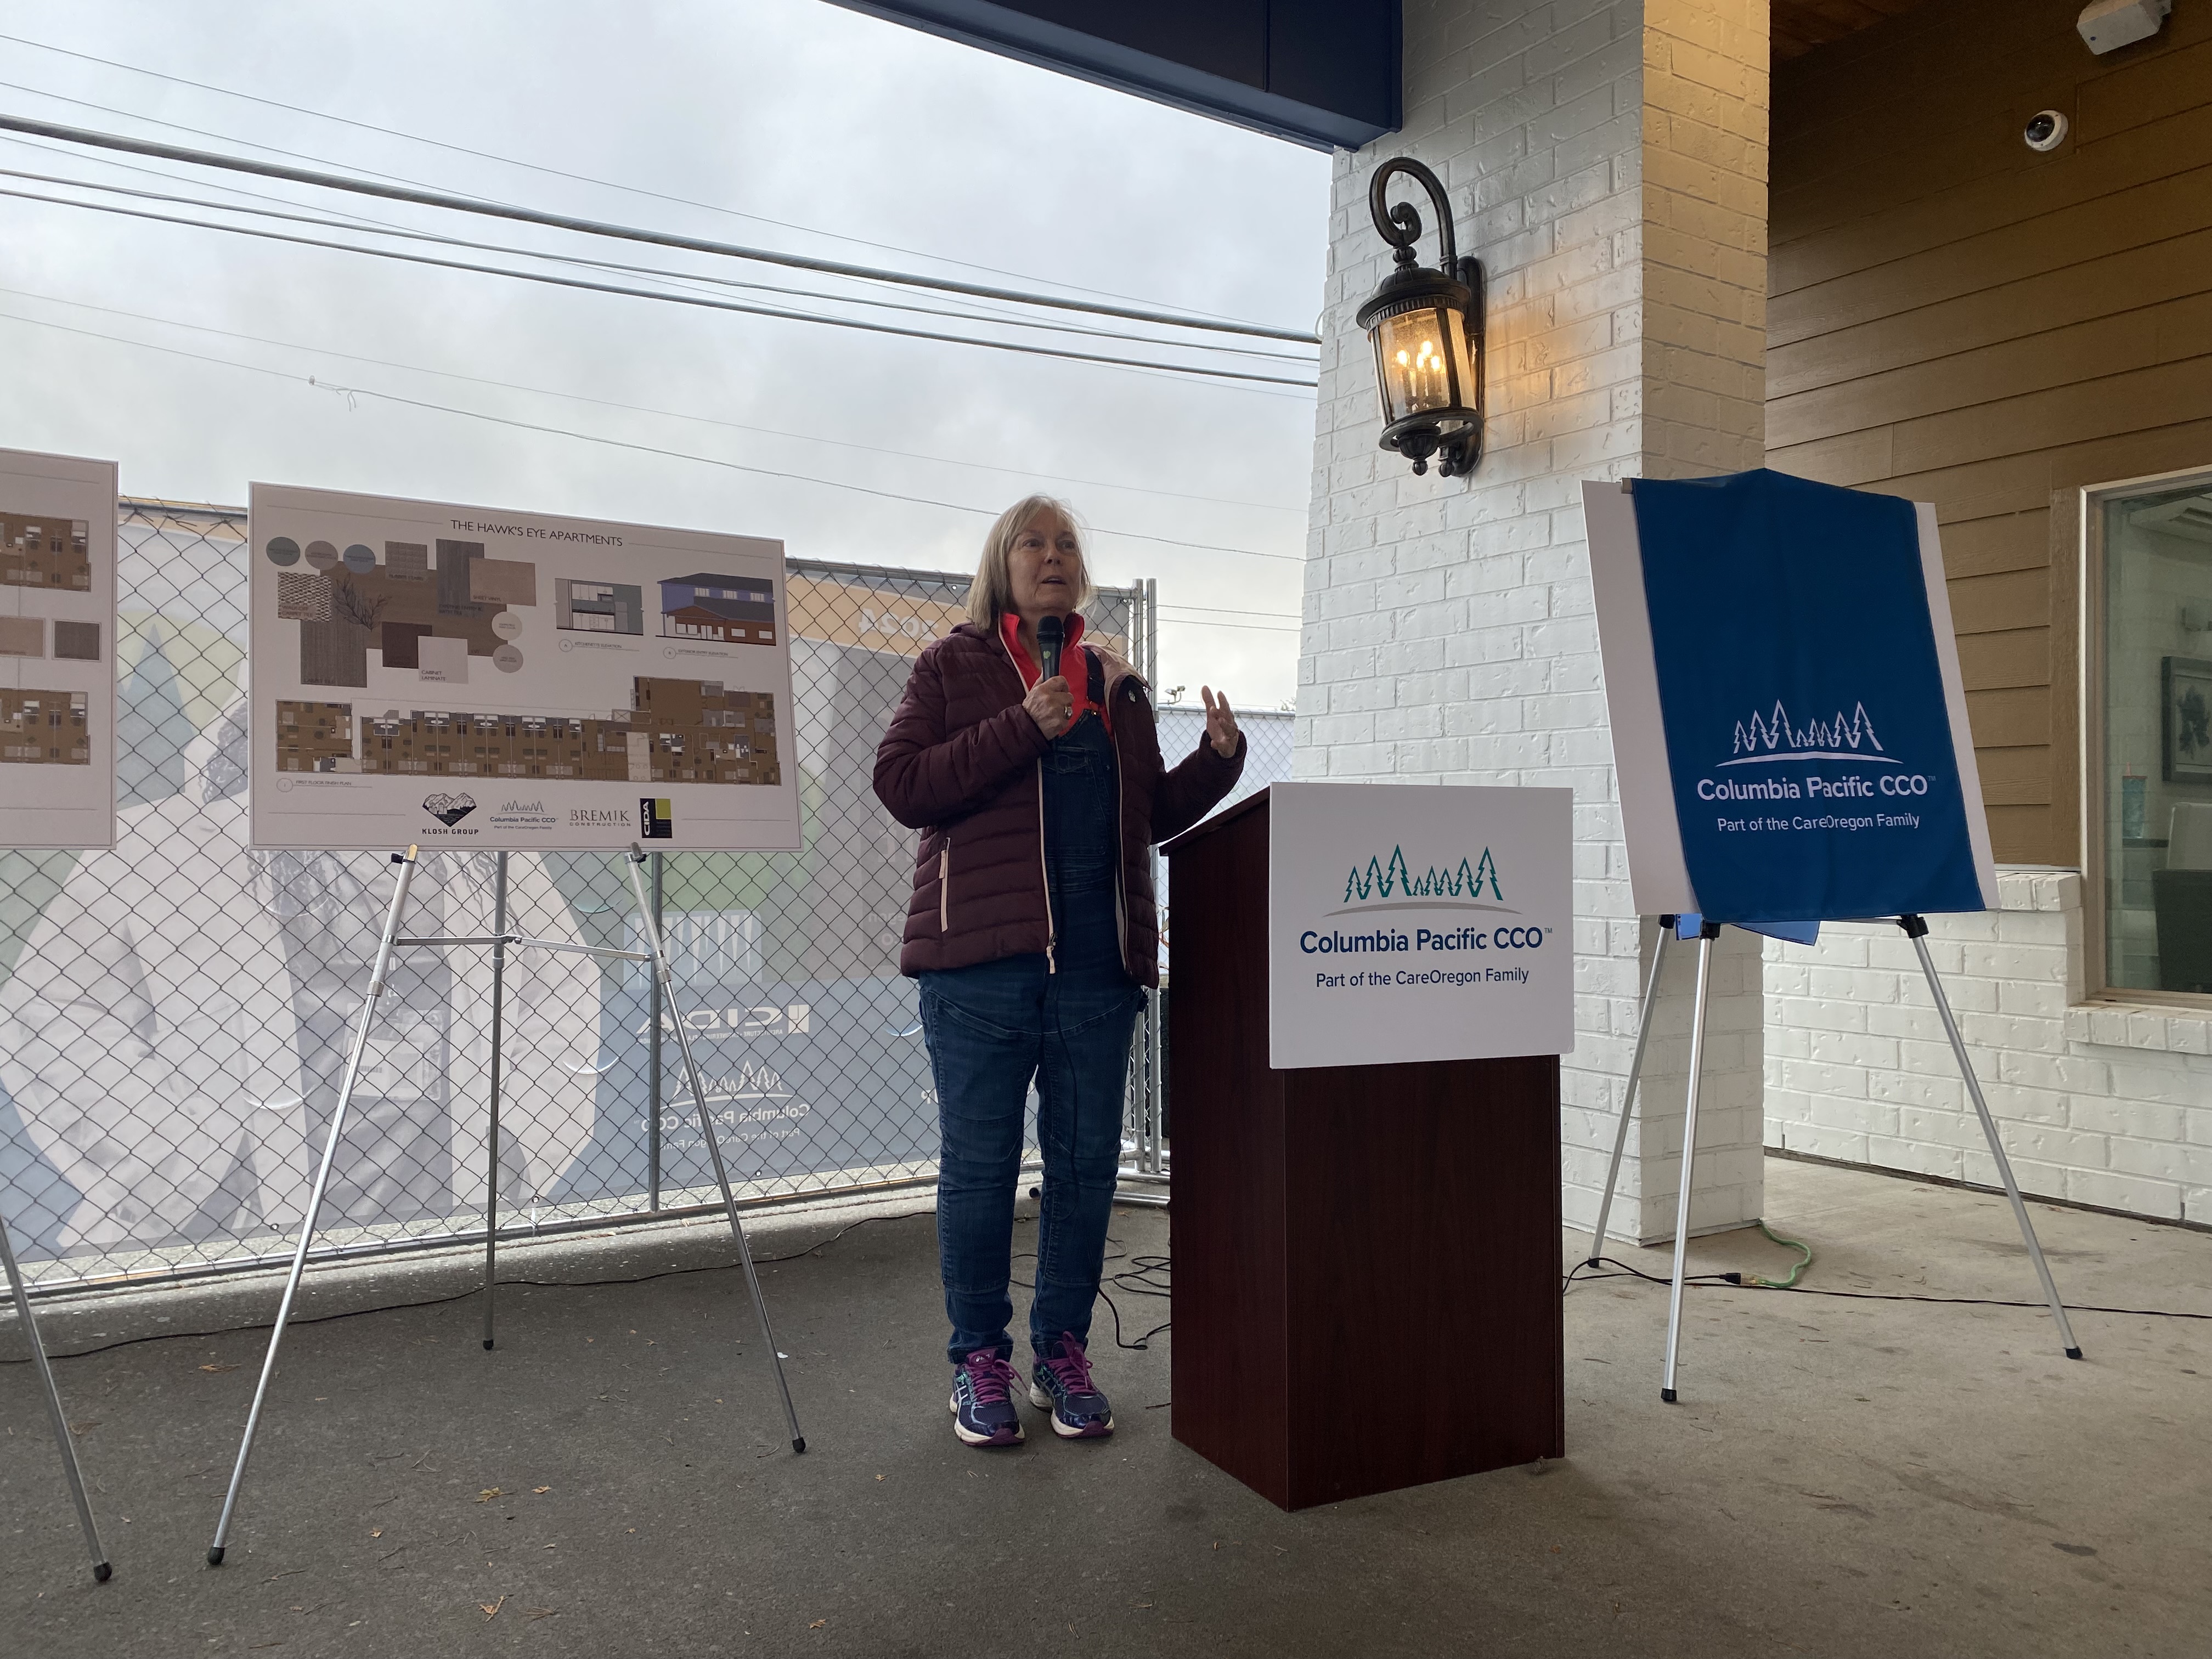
[1,1156,2205,1656]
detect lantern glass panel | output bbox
[1374,305,1475,424]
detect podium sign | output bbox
[1266,781,1572,1069]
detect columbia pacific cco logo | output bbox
[423,791,477,826]
[1301,843,1541,957]
[1699,700,1932,803]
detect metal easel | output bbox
[207,843,804,1566]
[1584,913,2082,1404]
[1,1205,110,1581]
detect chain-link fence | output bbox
[0,503,1291,1295]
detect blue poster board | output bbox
[1585,469,1996,924]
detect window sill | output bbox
[2064,1002,2212,1056]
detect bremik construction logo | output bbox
[1698,699,1932,805]
[1301,844,1545,958]
[422,791,477,827]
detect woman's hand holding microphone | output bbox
[1023,676,1074,740]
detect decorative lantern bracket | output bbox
[1358,158,1486,479]
[1368,160,1480,295]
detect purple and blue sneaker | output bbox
[1029,1333,1114,1439]
[950,1349,1024,1447]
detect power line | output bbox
[0,162,1318,364]
[0,109,1320,344]
[0,183,1319,387]
[0,31,1272,324]
[0,132,1313,379]
[0,306,1306,563]
[0,280,1310,512]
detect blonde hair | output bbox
[965,495,1092,627]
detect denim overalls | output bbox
[918,689,1141,1365]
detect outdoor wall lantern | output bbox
[1356,157,1486,478]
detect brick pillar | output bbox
[1296,0,1771,1241]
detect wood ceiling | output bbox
[1771,0,1936,59]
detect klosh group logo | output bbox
[422,791,477,826]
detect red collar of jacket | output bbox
[998,611,1109,730]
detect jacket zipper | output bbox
[1111,688,1129,979]
[997,627,1056,973]
[938,841,950,933]
[1037,761,1056,973]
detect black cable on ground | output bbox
[1011,1241,1171,1352]
[1562,1258,2212,1321]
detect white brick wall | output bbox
[1764,870,2212,1226]
[1298,0,1774,1243]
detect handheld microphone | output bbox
[1036,614,1063,681]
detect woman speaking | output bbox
[874,496,1244,1447]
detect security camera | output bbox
[2024,110,2069,152]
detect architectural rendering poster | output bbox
[1267,781,1572,1070]
[0,448,117,851]
[1584,469,1997,924]
[249,484,801,853]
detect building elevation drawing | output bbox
[273,676,781,786]
[660,573,778,644]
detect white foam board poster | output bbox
[1266,781,1574,1069]
[249,484,800,852]
[0,449,117,851]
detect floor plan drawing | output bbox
[0,687,90,763]
[1,514,92,591]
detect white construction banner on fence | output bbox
[1266,781,1573,1070]
[249,483,801,852]
[0,448,117,851]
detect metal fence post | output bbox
[647,850,664,1212]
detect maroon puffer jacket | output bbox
[873,622,1244,985]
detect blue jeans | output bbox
[920,928,1139,1365]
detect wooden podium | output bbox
[1163,788,1564,1510]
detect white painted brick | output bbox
[2064,1168,2182,1219]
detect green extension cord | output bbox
[1744,1220,1813,1289]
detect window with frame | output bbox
[2091,466,2212,1002]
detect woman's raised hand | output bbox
[1024,675,1074,739]
[1201,686,1240,758]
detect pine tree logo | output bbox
[1341,845,1502,905]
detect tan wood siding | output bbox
[1765,0,2212,866]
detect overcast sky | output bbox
[0,0,1330,706]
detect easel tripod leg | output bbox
[207,848,420,1566]
[0,1208,109,1581]
[1590,919,1675,1266]
[483,852,508,1352]
[1661,922,1719,1403]
[1900,917,2083,1359]
[624,849,807,1453]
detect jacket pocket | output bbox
[938,842,951,933]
